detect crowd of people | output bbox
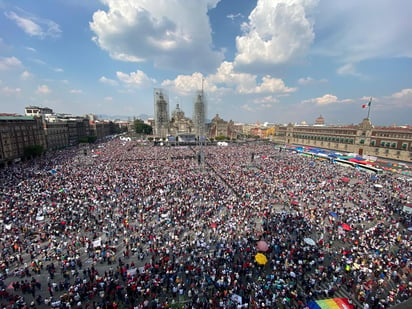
[0,138,411,309]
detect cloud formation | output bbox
[162,62,296,96]
[116,70,156,88]
[0,56,22,70]
[234,0,318,67]
[390,88,412,99]
[20,71,32,80]
[297,76,327,85]
[1,86,21,95]
[5,10,61,39]
[99,76,118,86]
[337,63,363,78]
[36,84,51,94]
[208,62,296,94]
[90,0,224,72]
[302,94,353,105]
[162,72,205,96]
[253,95,279,105]
[314,0,412,63]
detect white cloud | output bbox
[301,94,356,106]
[54,68,64,73]
[337,63,363,77]
[162,72,206,96]
[0,56,22,70]
[163,61,295,97]
[251,75,296,94]
[259,103,273,109]
[234,0,318,67]
[116,70,156,87]
[21,70,32,80]
[1,86,21,95]
[303,94,337,105]
[99,76,118,86]
[313,1,412,63]
[378,89,412,110]
[390,88,412,99]
[89,0,223,72]
[208,62,255,91]
[70,89,83,94]
[5,10,61,39]
[208,61,295,94]
[25,46,36,52]
[104,96,113,101]
[297,76,327,85]
[241,104,254,112]
[31,58,46,65]
[253,95,279,104]
[227,13,243,21]
[36,84,51,94]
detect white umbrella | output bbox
[303,237,316,246]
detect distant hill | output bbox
[96,114,152,121]
[96,113,210,122]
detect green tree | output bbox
[24,144,44,158]
[134,120,153,135]
[78,136,97,143]
[215,135,227,141]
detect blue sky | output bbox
[0,0,411,125]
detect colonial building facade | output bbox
[209,114,236,139]
[168,104,194,136]
[0,115,46,166]
[274,118,412,162]
[0,107,117,166]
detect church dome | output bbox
[315,115,325,125]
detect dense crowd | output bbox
[0,139,411,309]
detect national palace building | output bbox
[273,116,412,162]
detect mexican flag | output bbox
[362,97,372,108]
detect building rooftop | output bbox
[0,115,34,120]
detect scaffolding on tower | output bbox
[193,79,206,141]
[153,88,169,139]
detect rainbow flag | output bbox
[308,298,354,309]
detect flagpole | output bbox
[367,97,372,119]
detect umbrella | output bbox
[256,240,269,252]
[255,253,268,265]
[341,223,352,231]
[329,211,338,218]
[303,238,316,246]
[308,298,354,309]
[291,201,299,206]
[341,177,350,183]
[210,222,217,229]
